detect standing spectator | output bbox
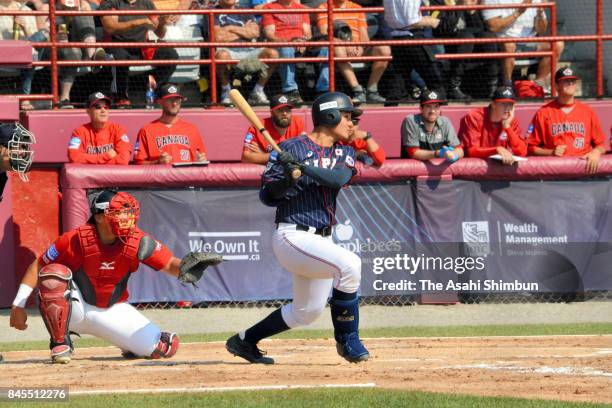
[459,86,527,165]
[261,0,312,106]
[241,94,305,164]
[345,110,386,166]
[315,0,389,104]
[204,0,279,106]
[527,67,606,174]
[482,0,564,93]
[135,82,207,164]
[402,90,463,162]
[99,0,178,108]
[432,0,499,99]
[383,0,445,99]
[68,92,132,164]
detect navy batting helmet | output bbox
[311,92,359,127]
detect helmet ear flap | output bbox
[325,111,341,127]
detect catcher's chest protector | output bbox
[77,225,143,307]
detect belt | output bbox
[277,223,332,237]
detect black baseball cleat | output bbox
[226,334,274,364]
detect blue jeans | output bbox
[315,47,330,93]
[278,47,298,93]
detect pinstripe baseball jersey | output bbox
[262,134,357,229]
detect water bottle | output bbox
[145,75,156,109]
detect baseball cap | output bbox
[156,82,186,100]
[555,66,579,83]
[87,91,111,108]
[491,86,516,103]
[420,89,447,106]
[270,94,295,111]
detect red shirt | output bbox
[39,226,173,307]
[68,122,132,164]
[261,1,310,40]
[527,100,605,156]
[459,106,527,158]
[243,116,305,153]
[346,137,386,166]
[135,119,207,164]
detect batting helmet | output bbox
[311,92,359,127]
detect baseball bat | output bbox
[229,89,301,179]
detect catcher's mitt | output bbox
[178,252,223,285]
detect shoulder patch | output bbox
[68,137,81,150]
[42,243,59,264]
[121,134,129,143]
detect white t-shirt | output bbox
[482,0,545,38]
[383,0,422,32]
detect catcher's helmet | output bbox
[0,122,36,181]
[311,92,360,127]
[90,190,140,239]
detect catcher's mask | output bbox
[0,123,36,181]
[91,190,140,240]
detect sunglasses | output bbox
[351,118,361,125]
[91,103,109,110]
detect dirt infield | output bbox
[2,335,611,404]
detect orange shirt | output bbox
[261,2,310,40]
[317,0,367,42]
[243,116,305,153]
[134,119,206,164]
[459,106,527,158]
[68,122,132,164]
[527,100,605,157]
[346,137,386,166]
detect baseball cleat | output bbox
[151,332,180,359]
[226,334,274,364]
[336,333,369,363]
[51,345,72,364]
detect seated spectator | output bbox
[482,0,564,93]
[67,92,132,164]
[402,90,462,162]
[383,0,445,99]
[100,0,178,108]
[459,86,527,165]
[315,0,389,104]
[432,0,499,99]
[345,109,386,166]
[241,94,305,164]
[262,0,312,106]
[135,82,207,164]
[527,67,606,174]
[203,0,279,106]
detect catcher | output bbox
[9,189,222,364]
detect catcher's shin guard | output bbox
[38,264,74,364]
[330,292,369,363]
[150,332,180,359]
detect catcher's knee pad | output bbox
[337,252,361,293]
[150,332,179,359]
[38,264,73,351]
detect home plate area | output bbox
[2,336,611,404]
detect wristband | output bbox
[12,283,33,308]
[363,132,372,141]
[438,146,450,158]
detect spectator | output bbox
[68,92,132,164]
[482,0,564,93]
[204,0,279,106]
[402,90,463,162]
[100,0,178,108]
[459,86,527,165]
[135,82,207,164]
[527,67,606,174]
[432,0,499,99]
[241,94,305,164]
[315,0,389,104]
[262,0,312,106]
[345,109,386,166]
[383,0,445,99]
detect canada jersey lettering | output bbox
[155,134,191,150]
[262,135,356,229]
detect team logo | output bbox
[563,67,573,76]
[319,101,338,111]
[100,261,115,270]
[574,137,585,149]
[121,134,129,143]
[434,131,443,141]
[68,136,81,150]
[42,244,59,264]
[155,241,162,251]
[168,85,178,94]
[428,91,438,100]
[94,92,105,99]
[335,148,343,156]
[502,88,513,97]
[277,95,288,104]
[306,151,314,158]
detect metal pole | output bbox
[48,0,58,108]
[327,0,335,92]
[550,3,557,98]
[208,13,217,105]
[596,0,603,97]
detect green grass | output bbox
[10,388,612,408]
[1,322,610,352]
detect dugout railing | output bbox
[0,0,609,106]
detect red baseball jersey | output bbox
[527,100,605,156]
[243,116,305,153]
[134,119,207,164]
[459,106,527,158]
[261,2,310,40]
[68,122,132,164]
[39,225,173,307]
[345,138,386,166]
